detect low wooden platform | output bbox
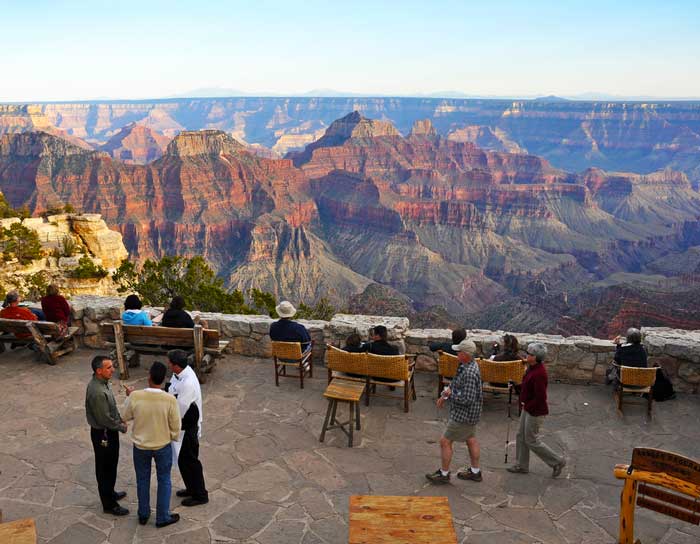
[0,518,37,544]
[349,495,457,543]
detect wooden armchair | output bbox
[326,345,368,385]
[476,358,526,411]
[366,353,417,413]
[613,363,656,417]
[437,351,459,398]
[271,341,313,389]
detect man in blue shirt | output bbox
[269,301,311,352]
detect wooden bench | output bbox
[0,318,78,365]
[613,363,657,418]
[349,495,457,543]
[0,518,37,544]
[271,341,313,389]
[320,378,365,447]
[100,321,229,382]
[325,346,416,413]
[614,447,700,544]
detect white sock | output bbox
[470,467,481,474]
[440,469,449,476]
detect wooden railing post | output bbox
[113,320,128,380]
[193,324,204,382]
[619,477,638,544]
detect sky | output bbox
[1,0,699,102]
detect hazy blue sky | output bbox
[1,0,698,101]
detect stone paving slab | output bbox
[0,348,699,543]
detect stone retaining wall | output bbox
[63,296,700,393]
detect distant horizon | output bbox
[1,1,698,102]
[3,91,700,105]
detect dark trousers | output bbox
[179,429,208,500]
[90,428,119,510]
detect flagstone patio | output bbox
[0,349,699,543]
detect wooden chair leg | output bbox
[355,400,361,431]
[274,358,279,387]
[309,358,313,378]
[437,376,442,398]
[348,401,354,447]
[319,399,334,443]
[616,388,623,413]
[411,378,417,400]
[365,379,370,407]
[404,385,409,413]
[300,364,304,389]
[647,393,653,418]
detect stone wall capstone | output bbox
[45,296,700,394]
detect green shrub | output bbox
[70,255,109,279]
[2,223,42,264]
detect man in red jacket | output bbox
[507,343,566,477]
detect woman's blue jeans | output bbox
[133,444,173,524]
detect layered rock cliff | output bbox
[1,110,700,334]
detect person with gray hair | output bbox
[613,328,647,368]
[426,338,483,484]
[507,342,566,477]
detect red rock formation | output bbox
[99,123,171,164]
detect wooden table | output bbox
[349,495,457,543]
[320,378,365,447]
[0,518,37,544]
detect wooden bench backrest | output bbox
[0,318,60,336]
[100,322,220,349]
[620,366,657,387]
[438,351,459,378]
[366,353,409,381]
[326,345,368,375]
[271,341,304,360]
[477,358,525,384]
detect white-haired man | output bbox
[426,339,483,484]
[508,342,566,477]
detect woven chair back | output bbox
[620,366,657,387]
[477,359,526,384]
[271,341,303,361]
[326,345,368,375]
[438,351,459,378]
[366,353,408,381]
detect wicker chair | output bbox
[326,345,368,385]
[476,358,526,411]
[271,341,313,389]
[366,353,417,413]
[437,351,459,398]
[613,363,657,417]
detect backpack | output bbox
[653,366,676,401]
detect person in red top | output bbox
[507,342,566,477]
[0,291,38,340]
[41,284,72,325]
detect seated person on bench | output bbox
[122,295,153,326]
[0,290,39,348]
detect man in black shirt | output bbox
[366,325,399,355]
[269,301,311,353]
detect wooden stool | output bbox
[320,379,365,447]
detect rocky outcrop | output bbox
[70,214,129,268]
[98,123,170,164]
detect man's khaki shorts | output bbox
[444,420,477,442]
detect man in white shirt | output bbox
[166,349,209,506]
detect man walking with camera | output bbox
[426,339,483,484]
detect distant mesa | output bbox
[165,129,246,157]
[409,119,437,138]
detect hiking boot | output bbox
[506,465,529,474]
[156,514,180,528]
[552,460,566,478]
[457,468,483,482]
[425,469,450,484]
[176,489,191,498]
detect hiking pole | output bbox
[505,382,512,464]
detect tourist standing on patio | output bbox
[508,343,566,477]
[123,362,181,527]
[84,355,129,516]
[426,339,483,484]
[167,349,209,506]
